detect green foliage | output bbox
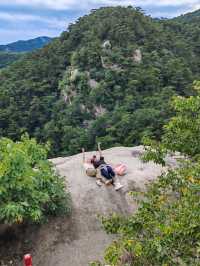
[142,137,167,166]
[89,261,102,266]
[0,135,71,225]
[101,82,200,265]
[163,81,200,157]
[0,52,22,69]
[143,81,200,163]
[0,6,199,155]
[103,166,200,265]
[101,213,124,234]
[174,9,200,24]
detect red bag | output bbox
[114,164,127,176]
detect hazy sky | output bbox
[0,0,199,44]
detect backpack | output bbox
[114,164,127,176]
[100,165,115,180]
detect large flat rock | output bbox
[42,146,166,266]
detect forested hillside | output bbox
[175,8,200,23]
[0,6,200,156]
[0,37,52,69]
[0,52,22,69]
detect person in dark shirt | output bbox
[91,143,115,184]
[91,143,106,168]
[92,155,106,169]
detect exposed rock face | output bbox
[89,78,99,89]
[63,89,77,105]
[133,49,142,63]
[94,105,107,117]
[101,56,109,68]
[41,146,170,266]
[101,56,122,71]
[85,70,99,89]
[70,68,79,82]
[102,40,112,49]
[80,104,86,111]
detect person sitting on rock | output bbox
[82,148,97,178]
[91,143,115,185]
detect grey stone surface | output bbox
[44,146,166,266]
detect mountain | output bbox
[0,36,53,53]
[0,36,53,69]
[175,8,200,23]
[0,6,199,156]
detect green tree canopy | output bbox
[100,81,200,266]
[0,135,71,226]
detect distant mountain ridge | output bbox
[175,8,200,23]
[0,36,53,53]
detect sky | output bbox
[0,0,200,44]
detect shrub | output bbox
[102,166,200,265]
[0,135,71,226]
[101,82,200,265]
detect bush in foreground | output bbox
[0,135,71,226]
[100,82,200,266]
[102,166,199,265]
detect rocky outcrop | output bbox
[88,78,99,89]
[63,89,77,105]
[101,56,122,71]
[44,146,171,266]
[86,71,99,89]
[94,105,107,117]
[102,40,112,49]
[70,68,80,82]
[133,49,142,63]
[8,146,176,266]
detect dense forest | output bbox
[0,52,22,69]
[0,6,200,156]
